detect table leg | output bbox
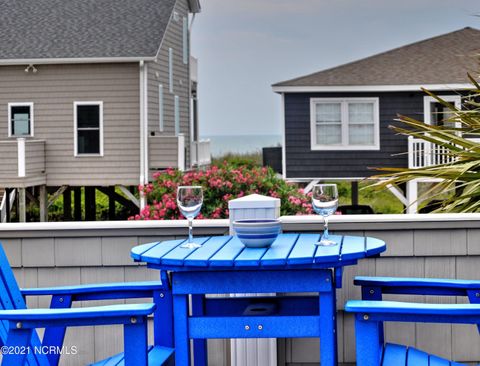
[174,294,191,366]
[154,271,174,347]
[192,294,207,366]
[319,288,338,365]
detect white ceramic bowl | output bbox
[233,219,281,248]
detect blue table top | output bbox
[131,233,386,270]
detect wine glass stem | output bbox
[323,216,329,239]
[188,217,193,243]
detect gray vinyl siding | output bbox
[0,63,140,186]
[0,141,18,180]
[25,140,46,176]
[284,91,466,179]
[147,0,190,164]
[148,135,180,168]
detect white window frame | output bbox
[74,101,104,157]
[423,95,461,127]
[310,97,380,151]
[8,102,34,137]
[159,84,164,132]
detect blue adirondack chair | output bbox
[0,242,174,366]
[345,276,480,366]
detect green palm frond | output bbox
[370,78,480,212]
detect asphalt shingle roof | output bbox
[273,27,480,87]
[0,0,176,60]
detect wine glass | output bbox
[311,184,339,246]
[177,186,203,249]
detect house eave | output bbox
[0,56,156,66]
[272,83,474,93]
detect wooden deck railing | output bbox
[408,136,455,168]
[148,134,186,171]
[191,139,211,167]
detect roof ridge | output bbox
[273,27,480,87]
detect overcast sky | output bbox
[191,0,480,137]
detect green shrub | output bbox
[132,163,313,220]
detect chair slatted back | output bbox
[0,243,50,365]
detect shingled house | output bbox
[273,27,480,213]
[0,0,209,222]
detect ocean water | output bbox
[203,134,282,157]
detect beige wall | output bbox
[0,63,141,186]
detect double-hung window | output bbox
[310,98,379,150]
[74,101,103,156]
[8,103,33,137]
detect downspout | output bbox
[280,93,286,179]
[144,63,149,187]
[139,60,148,210]
[188,14,196,168]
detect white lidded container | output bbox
[228,193,281,235]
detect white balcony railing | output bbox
[0,138,46,181]
[149,134,185,171]
[408,136,455,168]
[191,139,211,167]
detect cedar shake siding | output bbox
[148,0,191,165]
[0,63,141,186]
[284,91,429,179]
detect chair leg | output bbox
[467,290,480,334]
[2,328,32,366]
[361,286,384,344]
[124,319,148,366]
[355,315,382,366]
[154,289,174,348]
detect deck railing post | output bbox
[17,138,26,178]
[408,136,414,169]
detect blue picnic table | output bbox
[131,233,386,366]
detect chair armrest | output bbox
[0,303,155,329]
[21,281,166,301]
[345,300,480,324]
[354,276,480,296]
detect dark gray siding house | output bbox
[0,0,209,222]
[272,27,480,213]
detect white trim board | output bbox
[272,84,474,93]
[0,57,154,66]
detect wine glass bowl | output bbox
[311,184,339,246]
[177,186,203,249]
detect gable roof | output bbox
[273,27,480,90]
[0,0,193,63]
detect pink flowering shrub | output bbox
[131,162,313,220]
